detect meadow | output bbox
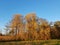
[0,40,60,45]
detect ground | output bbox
[0,40,60,45]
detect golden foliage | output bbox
[3,13,60,41]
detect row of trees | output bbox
[4,13,60,40]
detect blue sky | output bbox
[0,0,60,32]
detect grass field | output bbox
[0,40,60,45]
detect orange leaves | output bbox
[4,13,60,41]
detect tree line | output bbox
[2,13,60,41]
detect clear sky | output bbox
[0,0,60,33]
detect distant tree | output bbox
[54,21,60,31]
[0,30,2,36]
[51,21,60,39]
[4,25,10,35]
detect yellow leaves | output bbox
[25,13,36,22]
[33,22,38,29]
[5,13,52,40]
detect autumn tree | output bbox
[6,14,23,36]
[4,13,60,41]
[25,13,39,40]
[38,18,51,40]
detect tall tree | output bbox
[6,14,23,35]
[25,13,39,40]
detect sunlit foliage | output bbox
[2,13,60,41]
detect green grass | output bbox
[0,40,60,45]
